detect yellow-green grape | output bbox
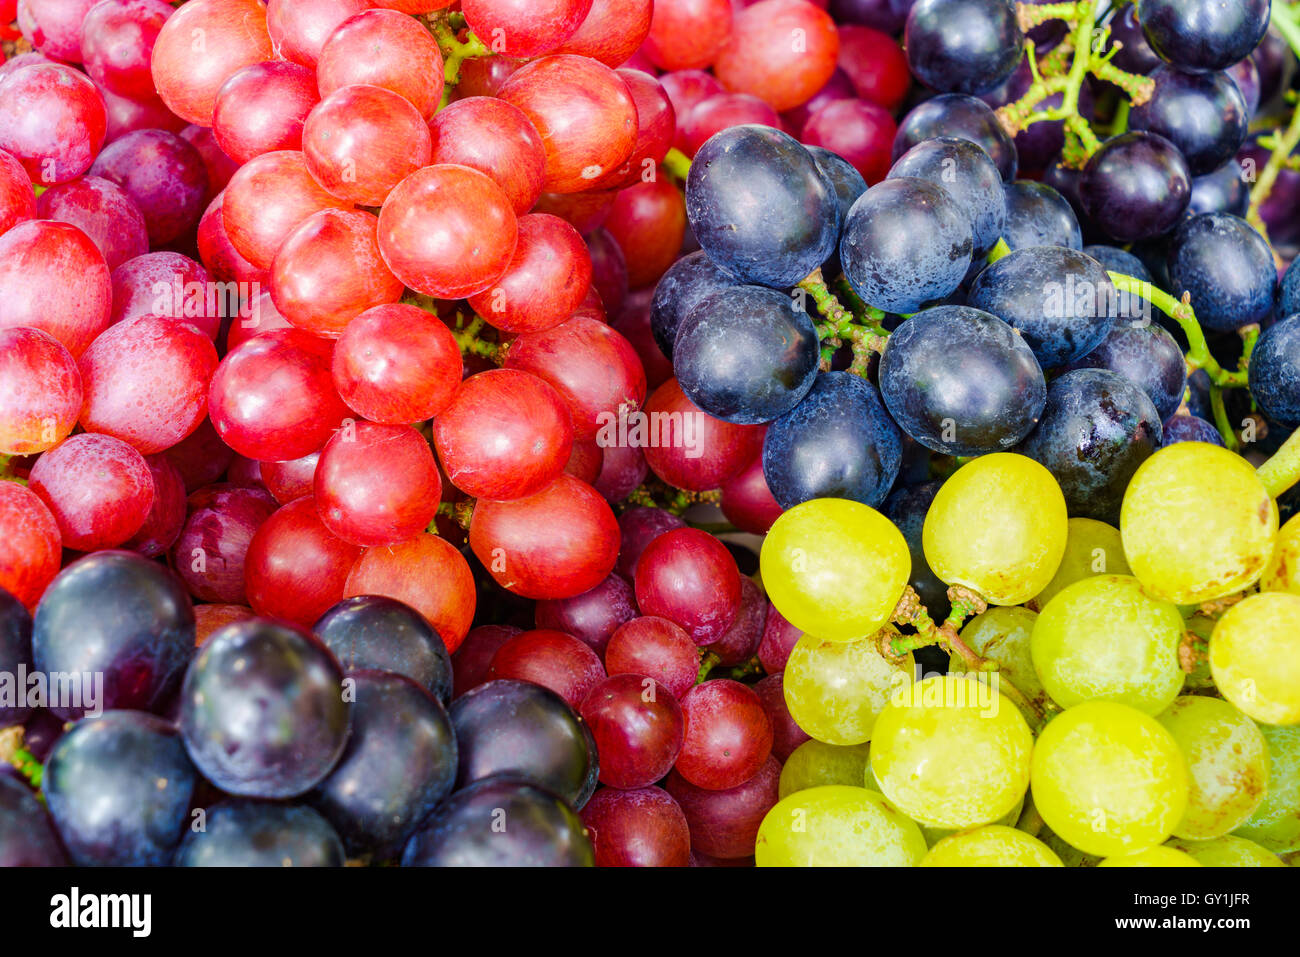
[919,825,1062,866]
[1210,592,1300,725]
[783,630,913,746]
[754,786,927,866]
[1261,512,1300,594]
[1030,700,1189,857]
[1030,575,1185,715]
[1156,696,1269,839]
[778,741,872,799]
[1119,442,1277,604]
[922,794,1023,847]
[1180,613,1215,689]
[949,606,1048,722]
[759,498,911,642]
[1166,835,1287,867]
[1234,724,1300,853]
[1034,517,1132,608]
[1098,846,1201,867]
[868,674,1033,830]
[922,453,1068,605]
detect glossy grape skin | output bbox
[604,177,688,290]
[245,496,360,627]
[1031,701,1189,857]
[212,60,318,164]
[29,433,154,551]
[587,69,674,193]
[0,220,112,358]
[643,0,733,71]
[1210,593,1300,726]
[888,136,1005,256]
[488,628,606,711]
[428,98,545,216]
[840,178,973,313]
[1235,724,1300,852]
[1137,0,1270,73]
[666,756,779,859]
[171,484,275,605]
[581,674,684,789]
[1168,213,1275,332]
[451,625,520,700]
[580,786,690,867]
[1262,513,1300,596]
[949,606,1047,721]
[634,528,740,644]
[88,127,207,246]
[0,327,81,456]
[923,453,1069,606]
[402,777,593,867]
[317,9,443,119]
[1033,516,1132,608]
[755,673,810,761]
[921,826,1063,866]
[704,575,766,667]
[603,616,698,700]
[777,740,870,799]
[0,482,60,612]
[879,306,1046,456]
[450,680,595,807]
[0,145,35,236]
[1017,369,1162,523]
[109,252,219,339]
[0,588,33,727]
[44,711,196,866]
[756,785,928,866]
[534,574,636,659]
[719,451,783,535]
[680,91,782,158]
[1002,180,1082,250]
[640,378,764,492]
[1278,258,1300,319]
[649,250,737,359]
[893,93,1017,181]
[1165,834,1286,866]
[675,679,772,791]
[174,800,343,866]
[0,62,106,185]
[1067,320,1186,422]
[1080,132,1191,242]
[468,213,591,334]
[180,618,350,798]
[0,773,65,865]
[1131,66,1248,175]
[149,0,272,126]
[615,506,685,580]
[36,175,147,270]
[713,0,838,113]
[1160,414,1223,448]
[1188,158,1250,217]
[223,150,352,270]
[313,596,452,704]
[904,0,1021,95]
[1120,442,1276,604]
[783,631,913,745]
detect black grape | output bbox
[893,93,1017,181]
[649,250,737,360]
[807,145,868,279]
[0,774,66,865]
[1080,132,1191,242]
[1067,320,1188,421]
[1137,0,1270,73]
[1279,257,1300,319]
[0,588,32,727]
[1249,314,1300,428]
[883,480,951,621]
[1161,414,1225,448]
[888,136,1005,255]
[1110,3,1163,75]
[313,595,453,704]
[1188,160,1250,218]
[903,0,1023,95]
[174,801,345,866]
[1168,212,1276,331]
[1130,65,1249,174]
[1082,243,1154,322]
[1003,181,1082,250]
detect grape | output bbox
[711,0,838,112]
[171,484,276,604]
[759,498,911,642]
[0,327,81,456]
[1097,846,1201,867]
[555,0,653,67]
[1279,258,1300,320]
[1262,514,1300,595]
[314,595,453,704]
[1234,724,1300,852]
[587,227,628,316]
[755,786,928,866]
[783,631,914,745]
[923,453,1068,606]
[469,214,592,334]
[1137,0,1270,74]
[643,0,733,71]
[0,220,112,359]
[720,452,784,536]
[0,774,66,865]
[1067,318,1187,422]
[461,0,591,59]
[755,673,810,760]
[0,62,106,186]
[1131,65,1249,175]
[949,606,1046,721]
[680,92,782,157]
[1120,442,1277,604]
[1080,132,1191,242]
[1188,159,1250,217]
[1001,180,1083,250]
[581,674,684,789]
[1030,700,1189,857]
[634,528,741,644]
[884,481,951,620]
[702,575,765,666]
[615,506,685,580]
[889,137,1005,255]
[451,625,520,700]
[801,99,898,195]
[1031,575,1185,714]
[1250,315,1300,427]
[1167,213,1275,331]
[36,175,147,270]
[920,825,1062,866]
[212,60,318,164]
[223,150,351,270]
[903,0,1022,95]
[489,629,607,710]
[579,786,690,868]
[837,24,912,112]
[666,757,780,859]
[110,251,220,339]
[649,251,737,359]
[893,93,1017,181]
[535,574,637,657]
[1210,593,1300,726]
[0,588,33,727]
[317,9,444,120]
[246,497,362,628]
[29,433,155,551]
[1034,517,1132,608]
[778,740,873,798]
[1161,414,1224,448]
[604,616,698,699]
[1156,696,1269,840]
[174,801,344,866]
[89,128,208,246]
[675,679,772,790]
[1165,834,1285,867]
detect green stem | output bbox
[1259,427,1300,498]
[986,238,1011,263]
[696,651,721,685]
[662,148,691,181]
[1210,385,1240,451]
[1248,93,1300,245]
[427,16,490,87]
[1270,0,1300,60]
[9,746,42,790]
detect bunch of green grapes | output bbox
[1156,696,1269,839]
[1234,724,1300,853]
[1030,701,1189,857]
[1097,846,1201,867]
[1033,517,1132,608]
[778,741,872,799]
[755,786,927,866]
[1210,592,1300,725]
[868,674,1033,830]
[1260,513,1300,595]
[919,825,1062,867]
[760,498,911,642]
[782,630,913,746]
[1165,835,1287,867]
[1030,575,1185,715]
[949,606,1046,723]
[922,454,1068,606]
[1120,443,1277,604]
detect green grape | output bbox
[1155,696,1270,840]
[754,786,927,866]
[778,741,872,799]
[783,630,913,746]
[1234,724,1300,853]
[759,498,911,642]
[922,793,1023,847]
[868,674,1033,830]
[1097,846,1201,867]
[1034,517,1132,608]
[1030,700,1189,857]
[1210,592,1300,726]
[1120,442,1277,604]
[1030,575,1185,715]
[1180,612,1215,689]
[922,453,1068,606]
[1261,513,1300,595]
[949,606,1048,722]
[1166,834,1287,867]
[919,825,1063,866]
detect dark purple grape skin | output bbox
[1167,213,1275,331]
[1017,369,1162,523]
[449,679,595,809]
[1161,413,1225,448]
[44,710,197,866]
[879,305,1046,455]
[313,595,452,705]
[1188,159,1250,217]
[1227,56,1261,117]
[1109,4,1163,75]
[1279,258,1300,319]
[20,708,65,761]
[1251,26,1297,107]
[1130,66,1248,175]
[892,93,1017,180]
[807,145,867,278]
[1082,243,1154,321]
[615,507,686,581]
[888,136,1005,255]
[1080,132,1191,242]
[685,125,841,289]
[1249,315,1300,428]
[32,551,195,720]
[0,773,66,865]
[309,670,457,858]
[883,480,951,621]
[649,250,736,360]
[1137,0,1270,74]
[179,619,350,799]
[174,800,345,866]
[674,285,819,425]
[1003,181,1083,251]
[903,0,1023,96]
[535,574,637,657]
[1067,320,1188,422]
[401,777,593,867]
[840,177,973,313]
[829,0,915,33]
[0,589,33,727]
[968,246,1117,368]
[761,371,902,509]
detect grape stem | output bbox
[1258,425,1300,497]
[432,500,475,530]
[0,454,26,485]
[796,268,888,371]
[662,148,692,181]
[1247,84,1300,252]
[0,728,41,791]
[696,651,721,684]
[425,15,490,87]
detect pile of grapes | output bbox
[1,0,1300,868]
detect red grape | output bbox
[123,452,187,558]
[109,252,221,341]
[586,226,628,316]
[0,62,106,185]
[604,615,700,699]
[452,52,523,99]
[427,97,546,216]
[554,0,653,67]
[101,87,186,143]
[615,504,685,579]
[836,24,910,112]
[704,575,766,664]
[532,188,618,233]
[563,437,604,484]
[675,679,773,790]
[265,0,367,67]
[0,476,61,609]
[164,416,235,492]
[461,0,593,59]
[581,673,684,788]
[88,128,208,245]
[316,9,444,120]
[714,0,839,112]
[259,450,318,504]
[0,147,34,235]
[593,442,648,504]
[80,0,174,101]
[754,672,811,761]
[641,378,763,491]
[180,123,239,201]
[489,627,607,710]
[801,98,897,184]
[665,755,780,857]
[196,191,267,286]
[534,572,637,656]
[634,527,741,643]
[224,291,294,351]
[468,213,592,333]
[172,483,277,603]
[451,623,521,699]
[0,220,112,357]
[719,450,783,535]
[212,60,319,163]
[244,495,362,626]
[587,68,676,191]
[660,69,723,149]
[36,176,147,270]
[603,177,687,288]
[20,0,100,61]
[609,288,673,389]
[28,432,155,551]
[781,67,855,134]
[756,601,802,674]
[579,786,691,866]
[194,603,255,645]
[644,0,733,71]
[681,91,782,156]
[0,327,81,455]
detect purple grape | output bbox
[174,800,345,866]
[314,595,452,704]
